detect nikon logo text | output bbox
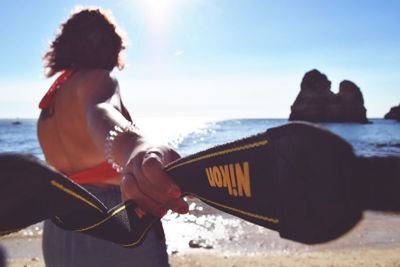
[205,161,251,197]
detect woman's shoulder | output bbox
[76,69,117,82]
[76,69,118,89]
[74,69,120,101]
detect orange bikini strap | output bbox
[39,70,74,109]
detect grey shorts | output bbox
[42,185,169,267]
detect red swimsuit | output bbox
[39,71,120,184]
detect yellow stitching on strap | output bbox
[77,204,127,232]
[77,202,159,248]
[123,217,160,247]
[191,193,279,224]
[50,180,104,213]
[166,139,268,171]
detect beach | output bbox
[5,249,400,267]
[1,118,399,266]
[2,203,400,267]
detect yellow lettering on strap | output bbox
[236,162,251,197]
[205,167,216,187]
[212,166,223,187]
[220,165,233,195]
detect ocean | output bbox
[1,117,400,256]
[1,118,399,159]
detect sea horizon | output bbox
[0,116,394,121]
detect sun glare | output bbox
[135,0,185,34]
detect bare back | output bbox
[37,69,131,184]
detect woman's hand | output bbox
[120,142,188,217]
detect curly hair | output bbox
[43,7,127,77]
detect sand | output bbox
[2,203,400,267]
[5,248,400,267]
[169,249,400,267]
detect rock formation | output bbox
[384,104,400,121]
[289,69,368,123]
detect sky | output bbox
[0,0,399,118]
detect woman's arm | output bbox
[77,70,188,217]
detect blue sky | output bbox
[0,0,399,118]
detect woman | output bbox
[38,7,188,267]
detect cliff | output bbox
[289,69,368,123]
[384,104,400,121]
